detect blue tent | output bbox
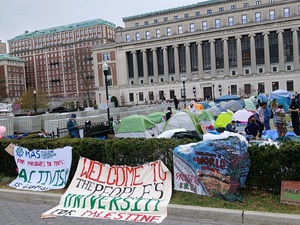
[198,101,212,109]
[215,95,240,103]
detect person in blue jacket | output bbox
[67,114,79,138]
[262,102,272,130]
[225,120,237,133]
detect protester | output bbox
[289,98,299,135]
[188,101,197,115]
[263,102,272,130]
[245,115,260,139]
[166,106,172,121]
[270,98,278,127]
[225,120,237,133]
[67,114,79,138]
[254,102,265,137]
[275,104,287,137]
[174,96,179,110]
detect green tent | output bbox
[146,112,166,124]
[214,112,234,128]
[117,114,156,133]
[244,98,256,111]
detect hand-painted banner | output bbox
[42,158,172,223]
[173,135,250,201]
[9,146,72,191]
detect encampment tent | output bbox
[146,111,166,133]
[163,111,202,133]
[233,109,253,124]
[215,95,240,103]
[116,114,158,138]
[214,112,234,128]
[222,100,243,112]
[196,110,215,127]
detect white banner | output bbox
[42,157,172,223]
[9,146,72,191]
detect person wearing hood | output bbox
[67,114,79,138]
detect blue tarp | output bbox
[215,95,241,103]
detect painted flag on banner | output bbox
[42,157,172,223]
[9,146,72,191]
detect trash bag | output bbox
[171,130,203,141]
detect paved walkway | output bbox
[0,189,299,225]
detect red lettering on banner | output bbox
[79,158,144,186]
[150,161,166,182]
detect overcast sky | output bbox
[1,0,207,44]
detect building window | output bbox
[273,67,277,72]
[219,7,224,12]
[135,32,140,41]
[215,19,221,28]
[129,93,134,102]
[245,69,250,74]
[256,1,261,5]
[258,82,265,93]
[178,25,183,34]
[272,81,279,91]
[126,34,130,43]
[287,65,292,70]
[184,13,189,18]
[190,23,195,32]
[242,14,248,24]
[195,11,200,16]
[228,17,234,26]
[231,5,236,10]
[244,84,251,95]
[174,15,178,20]
[287,80,294,91]
[164,17,168,22]
[156,29,160,37]
[144,21,149,25]
[135,23,139,27]
[269,0,275,3]
[232,71,236,75]
[258,68,263,73]
[145,31,150,39]
[202,21,208,30]
[255,12,261,22]
[154,19,158,23]
[269,10,275,20]
[207,9,212,14]
[284,8,290,18]
[299,6,300,15]
[167,27,171,36]
[243,3,249,8]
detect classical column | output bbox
[209,39,216,77]
[163,46,169,82]
[152,48,159,83]
[185,43,192,80]
[235,36,243,75]
[197,41,204,78]
[249,33,257,74]
[132,51,139,84]
[222,37,229,76]
[263,32,270,73]
[277,29,284,71]
[292,28,300,70]
[173,45,180,81]
[142,49,148,84]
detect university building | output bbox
[8,19,116,107]
[93,0,300,106]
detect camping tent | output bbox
[233,109,253,124]
[243,98,256,111]
[196,110,215,127]
[214,112,234,128]
[116,114,158,138]
[268,89,292,101]
[163,111,202,133]
[146,111,166,134]
[205,106,226,118]
[222,100,243,112]
[215,94,240,103]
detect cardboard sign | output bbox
[5,143,15,156]
[281,181,300,206]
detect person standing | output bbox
[263,102,272,130]
[289,98,299,135]
[270,98,278,127]
[67,114,79,138]
[254,102,265,137]
[166,106,173,121]
[174,96,179,110]
[275,104,287,137]
[188,101,197,115]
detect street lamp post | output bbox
[181,75,187,109]
[102,62,110,120]
[33,90,37,113]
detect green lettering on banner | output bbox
[120,197,130,211]
[18,169,28,182]
[90,196,107,210]
[284,193,300,200]
[109,197,121,210]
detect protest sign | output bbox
[173,136,250,201]
[281,181,300,206]
[9,146,72,191]
[42,157,172,223]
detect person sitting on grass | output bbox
[245,115,260,139]
[225,120,237,133]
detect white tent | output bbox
[163,112,200,132]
